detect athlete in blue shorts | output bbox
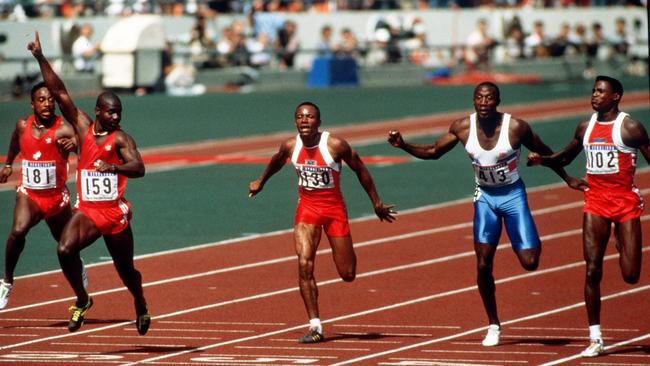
[389,82,586,347]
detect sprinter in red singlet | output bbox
[529,75,650,357]
[249,101,396,343]
[0,82,77,309]
[29,32,150,334]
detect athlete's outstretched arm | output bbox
[522,119,587,191]
[336,137,396,222]
[0,120,25,183]
[528,120,588,168]
[28,32,91,136]
[388,120,461,160]
[249,140,292,197]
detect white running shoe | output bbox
[482,324,501,346]
[581,338,605,357]
[81,259,89,290]
[0,280,13,309]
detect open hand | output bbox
[375,203,397,223]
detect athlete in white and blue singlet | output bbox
[388,82,585,347]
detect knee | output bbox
[585,263,602,284]
[56,239,77,258]
[521,257,539,271]
[9,224,29,242]
[298,258,314,280]
[340,269,355,282]
[622,269,640,284]
[476,261,493,276]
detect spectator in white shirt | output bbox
[72,24,99,73]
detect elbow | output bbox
[135,164,145,178]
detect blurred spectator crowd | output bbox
[0,0,646,89]
[0,0,645,19]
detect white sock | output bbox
[488,324,500,331]
[309,318,323,334]
[589,325,602,340]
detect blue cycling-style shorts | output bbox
[473,179,540,251]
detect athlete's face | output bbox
[31,87,56,123]
[294,105,320,137]
[95,99,122,131]
[473,86,500,119]
[591,80,619,112]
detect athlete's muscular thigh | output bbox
[59,211,101,253]
[614,218,642,283]
[294,223,322,267]
[328,235,356,281]
[12,192,44,234]
[583,213,611,264]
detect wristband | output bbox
[4,164,11,168]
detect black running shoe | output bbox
[136,311,151,335]
[68,297,93,332]
[298,328,324,343]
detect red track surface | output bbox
[1,172,649,365]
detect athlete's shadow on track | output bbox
[103,345,197,354]
[605,344,650,356]
[495,338,573,347]
[46,318,131,328]
[326,332,424,342]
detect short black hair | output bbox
[296,101,320,120]
[596,75,624,96]
[30,81,47,100]
[475,81,501,100]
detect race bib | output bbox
[585,145,619,174]
[474,162,512,186]
[80,169,118,201]
[22,160,56,189]
[297,166,335,189]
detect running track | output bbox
[0,171,649,365]
[0,92,648,365]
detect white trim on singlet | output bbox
[466,113,515,165]
[583,112,635,154]
[291,131,340,171]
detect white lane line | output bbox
[540,332,650,365]
[121,244,649,366]
[509,326,638,332]
[422,349,557,355]
[2,212,648,358]
[234,345,371,351]
[9,168,650,283]
[328,284,650,366]
[157,321,286,326]
[334,324,461,329]
[51,342,187,348]
[1,222,640,355]
[89,335,222,340]
[381,357,528,364]
[0,188,601,316]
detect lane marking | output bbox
[120,246,650,365]
[2,217,648,355]
[7,170,650,283]
[540,332,650,365]
[0,185,615,315]
[328,284,650,366]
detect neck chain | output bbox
[92,125,108,137]
[34,121,47,129]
